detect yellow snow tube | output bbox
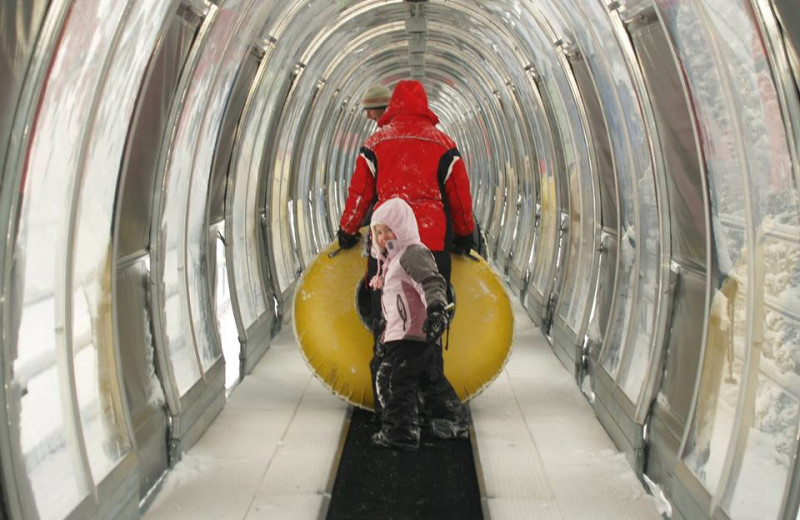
[294,232,513,410]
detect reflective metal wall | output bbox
[0,0,798,518]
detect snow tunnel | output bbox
[1,0,799,518]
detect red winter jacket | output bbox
[339,80,475,251]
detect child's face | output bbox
[372,223,396,252]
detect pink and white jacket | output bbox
[370,198,447,344]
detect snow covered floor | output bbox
[142,300,661,519]
[470,301,662,519]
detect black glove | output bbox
[423,302,448,344]
[370,317,386,337]
[337,229,360,249]
[452,234,474,256]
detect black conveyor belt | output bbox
[326,407,483,520]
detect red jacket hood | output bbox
[377,80,439,127]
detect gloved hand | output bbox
[452,234,474,256]
[337,229,360,249]
[370,317,386,337]
[423,302,448,344]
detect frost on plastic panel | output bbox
[14,0,126,515]
[655,6,748,489]
[577,0,653,383]
[727,346,800,519]
[672,14,746,485]
[228,4,289,329]
[182,1,261,373]
[658,1,800,511]
[548,0,598,332]
[579,0,619,231]
[72,0,171,482]
[531,82,559,296]
[700,0,800,517]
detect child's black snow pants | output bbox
[375,339,466,445]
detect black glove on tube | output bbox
[337,229,360,249]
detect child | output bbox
[368,197,467,451]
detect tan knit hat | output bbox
[361,84,392,109]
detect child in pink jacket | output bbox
[369,198,467,451]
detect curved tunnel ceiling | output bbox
[243,0,592,280]
[2,0,800,518]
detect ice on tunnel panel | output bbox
[71,0,170,483]
[13,0,131,514]
[184,0,265,373]
[601,224,636,377]
[657,0,749,491]
[619,222,662,401]
[700,0,799,228]
[19,366,82,520]
[725,376,799,520]
[682,282,747,488]
[164,289,202,394]
[700,0,800,515]
[583,0,659,392]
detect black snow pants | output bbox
[374,339,466,444]
[367,251,453,416]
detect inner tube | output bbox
[294,233,513,410]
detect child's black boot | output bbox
[371,430,419,451]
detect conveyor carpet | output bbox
[326,407,483,520]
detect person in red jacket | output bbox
[338,80,475,258]
[336,80,475,423]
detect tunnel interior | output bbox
[1,0,800,518]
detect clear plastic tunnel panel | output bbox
[493,89,520,267]
[12,0,144,515]
[2,0,800,519]
[503,83,539,290]
[595,15,658,391]
[182,1,248,376]
[206,13,267,385]
[229,31,274,326]
[529,76,561,303]
[156,5,214,396]
[620,4,706,413]
[73,0,171,482]
[555,15,609,333]
[651,0,800,517]
[538,0,591,334]
[160,2,225,384]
